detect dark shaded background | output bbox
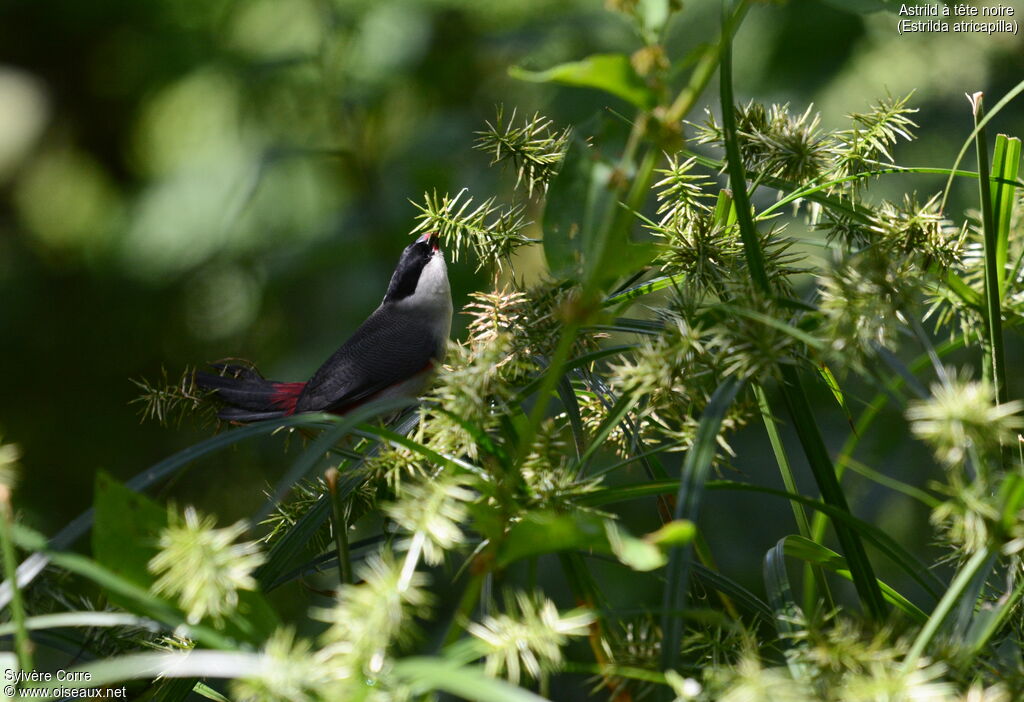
[1,0,1022,605]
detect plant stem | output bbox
[441,570,485,649]
[0,487,33,673]
[903,544,993,672]
[324,468,352,586]
[664,0,751,125]
[718,0,770,294]
[754,383,833,617]
[718,0,885,620]
[970,92,1008,406]
[778,366,888,621]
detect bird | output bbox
[196,232,452,422]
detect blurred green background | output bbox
[1,0,1021,595]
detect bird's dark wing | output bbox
[294,306,442,413]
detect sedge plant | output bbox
[3,1,1024,700]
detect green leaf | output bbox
[582,478,943,600]
[92,471,168,592]
[91,473,278,645]
[1,413,339,611]
[498,511,606,567]
[497,511,673,572]
[0,611,159,637]
[990,134,1021,297]
[11,524,235,650]
[645,519,696,548]
[192,682,233,702]
[660,376,743,673]
[774,535,927,623]
[606,521,667,571]
[510,54,656,110]
[817,363,854,428]
[602,274,685,307]
[778,366,888,621]
[541,127,660,287]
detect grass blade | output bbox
[659,376,742,673]
[969,93,1008,406]
[0,413,338,610]
[754,383,832,617]
[718,0,769,292]
[903,545,994,672]
[775,535,927,623]
[583,478,942,599]
[777,366,888,620]
[990,134,1021,296]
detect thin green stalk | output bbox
[842,457,941,509]
[718,0,769,294]
[441,571,485,649]
[324,468,352,586]
[660,377,742,674]
[902,544,994,672]
[0,488,32,672]
[517,320,581,465]
[778,366,888,621]
[664,0,751,124]
[809,337,966,546]
[754,383,833,617]
[970,93,1008,405]
[692,531,740,620]
[719,0,885,620]
[941,77,1024,211]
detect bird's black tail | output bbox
[195,364,306,422]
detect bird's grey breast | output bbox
[394,253,453,357]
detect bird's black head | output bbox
[384,232,441,302]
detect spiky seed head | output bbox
[316,551,432,677]
[231,628,325,702]
[385,475,474,565]
[466,591,594,684]
[149,506,265,625]
[906,370,1024,466]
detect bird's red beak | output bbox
[417,231,440,252]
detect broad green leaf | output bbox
[92,471,167,590]
[1,412,340,611]
[645,519,696,548]
[497,511,676,572]
[606,521,666,571]
[541,125,659,288]
[92,473,278,645]
[498,511,606,567]
[510,54,656,110]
